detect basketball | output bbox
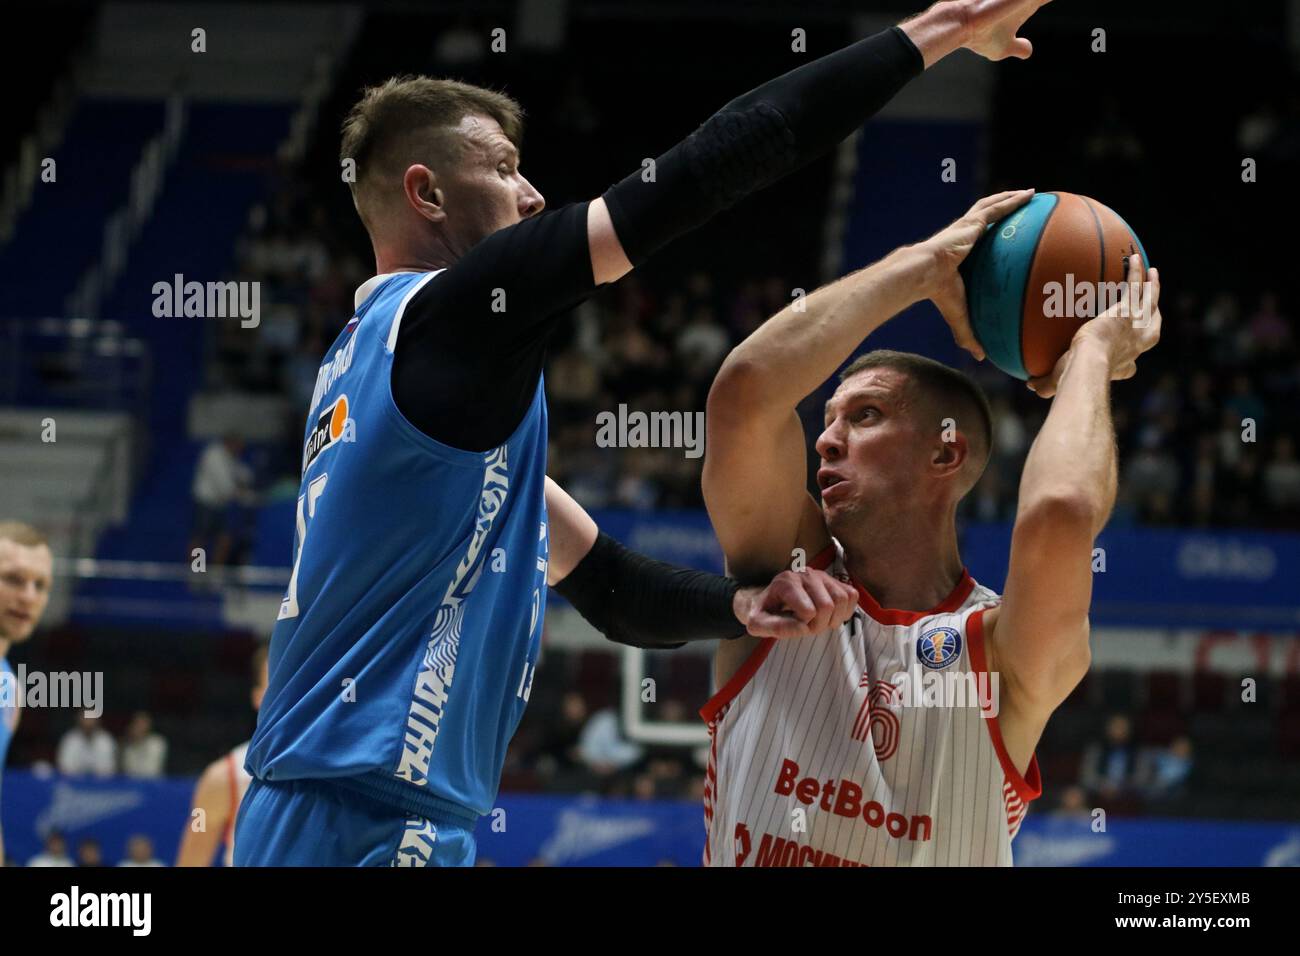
[961,191,1150,380]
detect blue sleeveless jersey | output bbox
[246,271,549,827]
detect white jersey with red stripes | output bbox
[701,543,1041,867]
[223,741,252,867]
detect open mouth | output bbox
[817,470,846,492]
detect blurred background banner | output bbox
[73,507,1300,633]
[5,769,1299,868]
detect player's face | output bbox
[816,369,933,533]
[438,113,545,251]
[0,539,53,644]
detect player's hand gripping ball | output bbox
[959,191,1150,381]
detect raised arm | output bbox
[986,258,1162,773]
[593,0,1052,284]
[704,190,1034,578]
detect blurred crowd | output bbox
[505,680,708,803]
[208,185,1300,531]
[967,288,1300,529]
[53,711,168,779]
[1051,713,1196,821]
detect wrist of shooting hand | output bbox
[878,244,939,303]
[732,586,759,627]
[1065,336,1116,383]
[901,1,972,68]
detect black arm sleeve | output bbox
[553,531,745,649]
[392,26,921,450]
[391,201,595,451]
[602,25,924,266]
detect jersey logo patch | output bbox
[852,677,900,761]
[917,626,962,670]
[302,394,351,472]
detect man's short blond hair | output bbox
[0,521,48,549]
[339,76,525,231]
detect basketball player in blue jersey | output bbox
[0,521,54,867]
[237,0,1054,866]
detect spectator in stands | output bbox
[1049,784,1092,821]
[536,691,588,782]
[1245,292,1291,355]
[1079,713,1138,799]
[1123,434,1180,524]
[1137,735,1195,802]
[119,711,167,779]
[189,434,256,577]
[27,831,73,867]
[1226,374,1267,430]
[56,715,116,778]
[75,837,103,867]
[675,305,730,379]
[117,834,164,867]
[578,707,644,782]
[1223,454,1264,526]
[1264,436,1300,520]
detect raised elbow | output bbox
[1016,488,1106,541]
[707,352,765,420]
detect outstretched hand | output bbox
[960,0,1054,61]
[918,187,1036,361]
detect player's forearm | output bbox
[714,246,930,414]
[553,532,745,648]
[1017,339,1118,534]
[601,24,924,267]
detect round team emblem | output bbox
[917,626,962,670]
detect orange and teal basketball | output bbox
[960,191,1150,380]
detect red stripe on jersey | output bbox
[853,569,976,627]
[699,546,838,726]
[701,704,730,866]
[699,641,776,725]
[967,607,1044,808]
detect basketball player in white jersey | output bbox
[700,190,1162,865]
[177,644,269,866]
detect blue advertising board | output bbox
[3,771,1297,867]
